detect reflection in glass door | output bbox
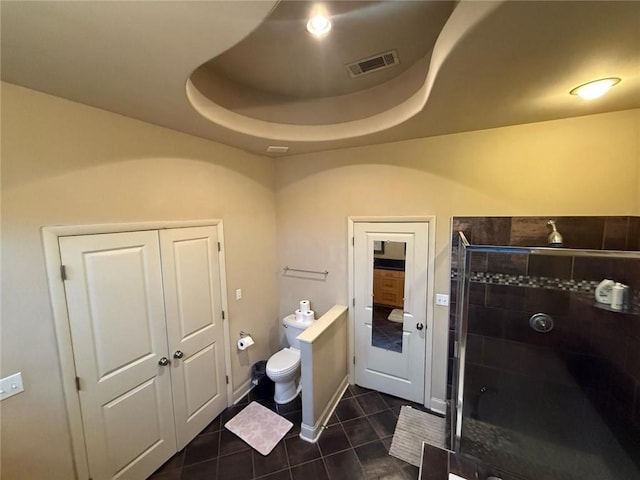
[372,241,406,353]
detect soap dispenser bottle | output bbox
[610,282,627,311]
[595,279,615,304]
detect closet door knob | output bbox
[158,357,170,366]
[173,350,184,359]
[416,323,424,331]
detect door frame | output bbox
[42,220,232,480]
[347,216,436,408]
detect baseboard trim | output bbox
[430,396,447,415]
[299,376,349,443]
[233,378,253,405]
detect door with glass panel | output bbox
[353,222,429,403]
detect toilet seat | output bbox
[266,348,300,378]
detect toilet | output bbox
[266,313,313,404]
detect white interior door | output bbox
[159,226,227,450]
[354,222,429,403]
[59,231,176,480]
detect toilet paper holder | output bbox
[237,331,255,351]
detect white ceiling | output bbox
[2,1,639,157]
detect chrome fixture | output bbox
[529,313,554,333]
[547,220,564,247]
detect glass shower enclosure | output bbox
[452,232,640,480]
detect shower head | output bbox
[547,220,564,247]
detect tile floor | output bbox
[149,384,427,480]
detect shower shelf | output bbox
[576,295,640,316]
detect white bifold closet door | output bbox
[59,226,226,480]
[159,226,227,449]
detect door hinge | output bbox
[225,375,229,385]
[75,376,81,391]
[60,265,67,281]
[352,237,354,246]
[221,310,225,320]
[352,298,355,307]
[353,356,356,365]
[217,242,221,252]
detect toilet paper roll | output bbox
[299,300,311,313]
[237,336,255,351]
[295,309,315,322]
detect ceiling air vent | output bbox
[346,50,399,78]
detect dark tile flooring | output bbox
[149,384,428,480]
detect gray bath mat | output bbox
[389,405,446,467]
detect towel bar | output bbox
[283,266,329,276]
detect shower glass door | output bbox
[453,235,640,480]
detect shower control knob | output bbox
[173,350,184,359]
[416,323,424,330]
[529,313,554,333]
[158,357,170,366]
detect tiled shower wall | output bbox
[448,216,640,431]
[451,216,640,252]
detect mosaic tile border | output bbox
[451,270,640,309]
[470,272,599,293]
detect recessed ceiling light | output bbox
[306,14,331,36]
[570,77,621,100]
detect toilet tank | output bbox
[283,314,314,349]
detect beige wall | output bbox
[275,108,640,407]
[2,80,638,479]
[0,83,279,479]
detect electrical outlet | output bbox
[236,289,242,300]
[0,372,24,401]
[435,294,449,306]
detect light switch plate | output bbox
[236,288,242,300]
[0,372,24,401]
[435,294,449,306]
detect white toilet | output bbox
[266,313,313,404]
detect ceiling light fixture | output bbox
[306,14,331,36]
[570,77,621,100]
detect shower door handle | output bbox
[416,323,424,331]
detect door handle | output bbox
[158,357,170,366]
[416,323,424,331]
[173,350,184,359]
